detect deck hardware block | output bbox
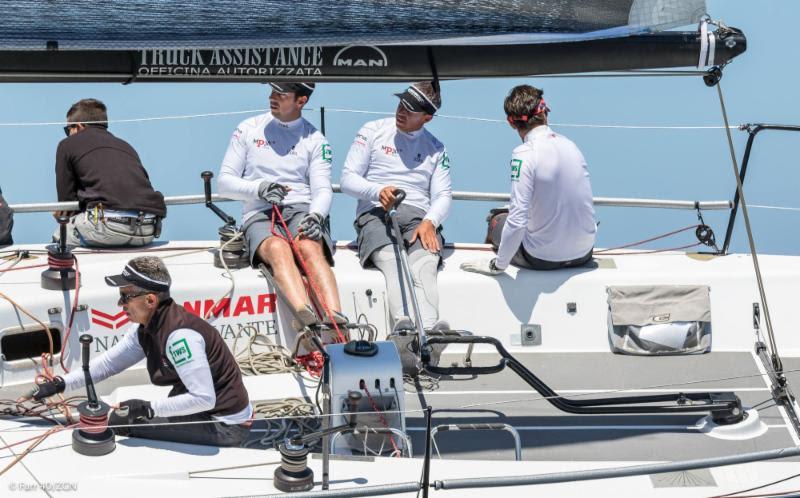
[520,324,541,346]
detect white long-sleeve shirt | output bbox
[340,118,452,227]
[63,326,252,424]
[495,125,596,269]
[218,112,333,223]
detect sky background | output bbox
[1,0,798,256]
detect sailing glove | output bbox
[258,181,289,206]
[119,399,154,420]
[29,376,66,401]
[460,258,504,276]
[298,212,325,240]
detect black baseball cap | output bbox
[394,84,439,115]
[269,82,315,97]
[105,259,171,292]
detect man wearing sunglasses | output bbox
[218,82,346,329]
[340,82,452,332]
[55,98,166,247]
[19,256,252,447]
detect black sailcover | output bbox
[0,1,745,82]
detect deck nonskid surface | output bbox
[401,351,798,462]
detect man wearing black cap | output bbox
[19,256,252,447]
[340,82,452,331]
[55,98,166,247]
[218,83,345,329]
[461,84,596,276]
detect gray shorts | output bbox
[55,211,159,248]
[490,212,593,270]
[354,205,444,268]
[242,203,334,267]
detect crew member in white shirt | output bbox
[462,84,596,276]
[19,256,252,447]
[217,82,344,327]
[341,82,452,330]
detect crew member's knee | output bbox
[297,238,325,263]
[258,237,292,265]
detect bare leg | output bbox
[297,238,341,311]
[257,237,308,310]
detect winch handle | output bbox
[57,215,70,253]
[392,189,406,210]
[201,171,214,206]
[200,171,236,226]
[79,334,100,408]
[424,335,509,376]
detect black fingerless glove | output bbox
[119,399,154,420]
[32,376,66,401]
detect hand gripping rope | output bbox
[269,206,346,376]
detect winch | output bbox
[200,171,248,269]
[41,216,80,291]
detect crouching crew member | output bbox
[20,256,252,447]
[462,85,596,276]
[55,98,166,247]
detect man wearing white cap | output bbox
[341,81,452,331]
[217,82,345,328]
[19,256,252,447]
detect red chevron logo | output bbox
[91,308,130,330]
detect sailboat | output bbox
[2,1,799,496]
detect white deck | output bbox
[1,242,799,496]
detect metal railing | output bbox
[8,187,732,214]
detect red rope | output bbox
[269,207,346,344]
[360,380,401,457]
[594,224,700,255]
[294,352,325,378]
[0,263,49,273]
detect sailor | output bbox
[55,98,166,247]
[19,256,252,447]
[217,82,345,328]
[0,186,12,246]
[462,85,596,275]
[340,81,452,330]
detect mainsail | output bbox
[0,0,744,81]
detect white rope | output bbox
[0,107,737,130]
[748,204,800,212]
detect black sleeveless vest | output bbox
[137,299,249,416]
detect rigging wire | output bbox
[715,82,782,372]
[0,107,739,130]
[713,472,800,498]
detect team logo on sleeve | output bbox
[168,338,193,366]
[322,143,332,162]
[438,152,450,170]
[354,133,368,146]
[510,159,522,181]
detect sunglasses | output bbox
[118,291,151,305]
[63,124,76,137]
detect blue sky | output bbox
[2,0,798,255]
